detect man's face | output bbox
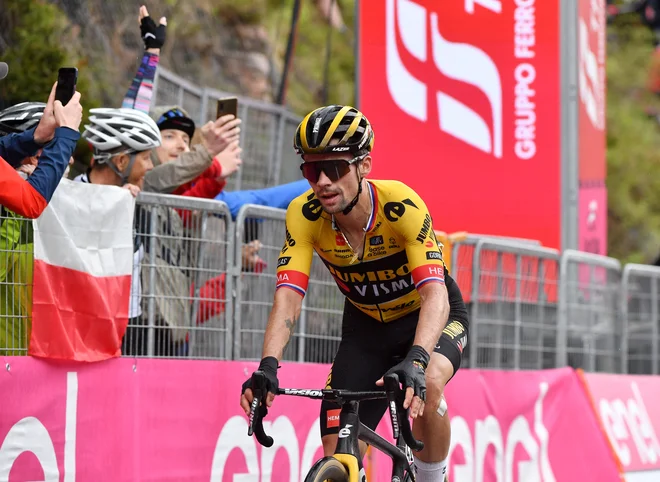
[155,129,190,164]
[113,150,153,189]
[301,153,371,214]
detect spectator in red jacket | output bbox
[151,105,242,199]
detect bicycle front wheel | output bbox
[304,456,350,482]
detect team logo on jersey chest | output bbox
[320,250,415,304]
[370,235,384,246]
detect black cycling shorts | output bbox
[320,273,469,437]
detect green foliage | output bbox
[0,0,101,169]
[607,21,660,262]
[213,0,267,25]
[0,0,69,104]
[263,0,356,115]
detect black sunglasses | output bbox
[300,155,366,183]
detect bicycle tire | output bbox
[304,456,350,482]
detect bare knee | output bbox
[424,352,454,414]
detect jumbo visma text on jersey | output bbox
[275,180,447,323]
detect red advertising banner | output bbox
[577,0,608,255]
[581,372,660,482]
[0,358,623,482]
[358,0,561,248]
[578,0,607,182]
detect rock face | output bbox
[49,0,278,106]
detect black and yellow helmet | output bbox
[294,105,374,156]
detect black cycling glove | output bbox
[140,15,167,50]
[384,345,430,402]
[242,356,280,400]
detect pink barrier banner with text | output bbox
[582,372,660,482]
[0,358,621,482]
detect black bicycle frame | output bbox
[334,400,414,481]
[248,372,423,482]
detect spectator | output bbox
[76,107,162,354]
[0,101,76,354]
[0,84,82,218]
[143,106,242,195]
[148,105,242,200]
[148,104,309,217]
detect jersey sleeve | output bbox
[275,197,315,297]
[388,184,446,289]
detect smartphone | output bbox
[55,67,78,105]
[216,97,238,119]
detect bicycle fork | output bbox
[333,400,367,482]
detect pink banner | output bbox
[0,359,621,482]
[582,372,660,481]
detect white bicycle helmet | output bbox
[0,102,45,136]
[83,107,161,155]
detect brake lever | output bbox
[384,374,401,440]
[383,373,425,452]
[246,371,274,447]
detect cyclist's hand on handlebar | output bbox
[377,345,430,419]
[240,357,280,416]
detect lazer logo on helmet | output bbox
[331,146,350,152]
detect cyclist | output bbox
[76,107,161,353]
[240,105,469,481]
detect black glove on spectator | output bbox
[141,15,167,50]
[384,345,430,402]
[241,356,280,400]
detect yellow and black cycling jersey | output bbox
[276,180,447,323]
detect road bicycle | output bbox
[247,371,424,482]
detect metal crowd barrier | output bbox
[130,193,234,359]
[0,209,32,356]
[233,205,343,363]
[5,192,660,375]
[557,250,622,373]
[621,264,660,375]
[468,239,560,370]
[450,234,541,301]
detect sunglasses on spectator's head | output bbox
[300,154,366,183]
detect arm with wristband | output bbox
[121,6,166,114]
[239,287,303,413]
[239,203,314,415]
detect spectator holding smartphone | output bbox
[0,82,83,218]
[0,98,79,354]
[147,105,241,195]
[144,105,242,195]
